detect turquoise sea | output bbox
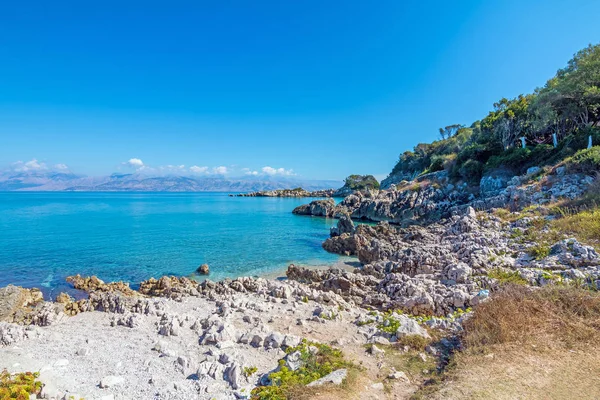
[0,192,350,297]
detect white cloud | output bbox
[125,158,144,168]
[12,159,48,172]
[212,166,228,175]
[54,163,69,171]
[190,165,209,174]
[242,168,258,176]
[261,166,295,176]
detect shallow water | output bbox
[0,192,350,297]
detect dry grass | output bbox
[428,344,600,400]
[463,285,600,349]
[414,285,600,399]
[551,208,600,250]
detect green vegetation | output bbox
[243,366,258,378]
[342,174,380,191]
[488,268,528,285]
[527,243,552,260]
[388,43,600,185]
[0,370,42,400]
[564,146,600,174]
[551,207,600,250]
[377,313,402,334]
[251,340,355,400]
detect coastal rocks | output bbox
[329,213,355,237]
[291,206,512,315]
[66,275,136,296]
[539,238,600,269]
[139,276,200,299]
[0,285,44,323]
[224,362,243,389]
[197,264,210,275]
[322,233,357,256]
[292,198,336,217]
[235,188,336,198]
[0,322,40,346]
[480,174,510,196]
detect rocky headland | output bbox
[233,188,336,198]
[234,175,380,199]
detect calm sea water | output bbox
[0,192,349,297]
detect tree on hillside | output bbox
[481,95,535,149]
[439,124,464,140]
[533,44,600,138]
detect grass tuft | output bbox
[488,268,528,285]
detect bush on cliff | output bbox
[343,174,380,191]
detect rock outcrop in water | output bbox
[234,188,336,197]
[292,198,336,217]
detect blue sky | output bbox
[1,1,599,180]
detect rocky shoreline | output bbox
[1,165,599,399]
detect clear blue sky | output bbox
[1,0,599,180]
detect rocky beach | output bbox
[2,156,600,399]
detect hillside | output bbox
[382,43,600,189]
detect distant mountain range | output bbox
[0,170,342,193]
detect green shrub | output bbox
[428,155,445,173]
[565,146,600,174]
[458,159,484,184]
[378,314,401,334]
[251,340,353,400]
[528,243,551,260]
[486,147,532,171]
